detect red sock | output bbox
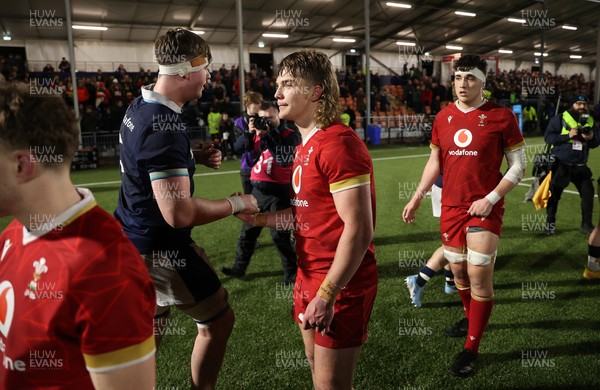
[456,283,471,319]
[464,294,494,355]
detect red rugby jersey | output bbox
[291,122,376,274]
[0,189,155,389]
[430,101,525,207]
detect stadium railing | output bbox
[80,126,211,164]
[356,115,434,144]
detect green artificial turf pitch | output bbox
[2,136,599,389]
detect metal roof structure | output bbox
[1,0,598,66]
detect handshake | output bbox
[225,193,260,223]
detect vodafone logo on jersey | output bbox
[292,165,302,194]
[291,165,309,207]
[0,281,14,338]
[449,129,478,156]
[453,129,473,147]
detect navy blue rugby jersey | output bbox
[115,84,196,253]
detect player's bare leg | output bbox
[449,231,498,377]
[190,307,235,390]
[406,246,456,307]
[299,324,361,390]
[446,246,470,338]
[427,246,447,270]
[299,325,317,389]
[313,344,361,390]
[466,230,498,297]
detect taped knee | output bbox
[443,249,467,264]
[194,304,231,328]
[467,248,496,266]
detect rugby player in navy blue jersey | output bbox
[115,28,258,389]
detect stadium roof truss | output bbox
[0,0,598,66]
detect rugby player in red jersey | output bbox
[0,82,156,389]
[403,54,526,377]
[237,50,377,389]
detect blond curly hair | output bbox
[277,50,342,129]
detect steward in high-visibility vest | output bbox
[543,94,600,235]
[207,108,221,137]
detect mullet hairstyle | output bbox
[277,50,342,129]
[0,81,78,167]
[454,54,487,75]
[155,28,212,65]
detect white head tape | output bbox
[158,55,209,77]
[454,68,486,83]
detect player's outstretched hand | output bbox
[468,198,493,218]
[402,198,420,223]
[301,295,334,335]
[195,145,222,169]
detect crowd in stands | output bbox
[1,52,596,135]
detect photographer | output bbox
[222,102,300,284]
[545,94,600,235]
[234,91,263,194]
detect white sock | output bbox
[588,256,600,272]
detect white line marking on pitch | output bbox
[78,144,586,198]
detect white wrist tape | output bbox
[503,147,526,184]
[485,191,501,205]
[225,195,245,214]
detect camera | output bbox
[578,113,592,136]
[251,115,272,131]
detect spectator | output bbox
[355,87,366,117]
[80,105,97,132]
[405,79,415,108]
[344,104,356,130]
[42,63,55,77]
[76,79,90,106]
[95,68,104,82]
[412,81,422,113]
[339,81,350,98]
[219,112,236,160]
[182,98,202,127]
[523,103,538,133]
[108,99,126,131]
[84,77,96,104]
[95,81,111,109]
[58,57,71,73]
[216,95,235,117]
[114,63,127,81]
[207,103,221,139]
[420,84,433,111]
